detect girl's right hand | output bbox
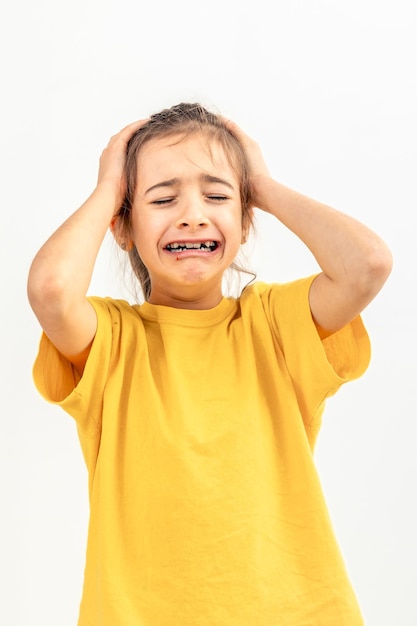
[97,118,149,208]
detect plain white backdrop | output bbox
[1,0,416,624]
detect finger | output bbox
[119,117,150,137]
[219,115,242,132]
[106,118,150,146]
[219,115,237,133]
[220,116,252,145]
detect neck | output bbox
[147,286,224,310]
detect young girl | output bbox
[28,103,392,625]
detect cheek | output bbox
[132,208,160,239]
[224,206,244,236]
[131,212,170,263]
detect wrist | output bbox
[94,180,124,215]
[250,173,275,211]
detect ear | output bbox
[110,216,134,251]
[241,208,254,244]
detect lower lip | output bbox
[164,247,220,260]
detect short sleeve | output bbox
[257,276,371,427]
[32,297,122,435]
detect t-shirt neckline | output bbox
[137,296,236,328]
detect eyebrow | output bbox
[144,174,235,195]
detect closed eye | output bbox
[207,195,228,201]
[152,197,174,205]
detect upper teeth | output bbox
[167,241,216,250]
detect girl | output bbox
[28,103,392,625]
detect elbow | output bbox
[27,261,70,319]
[356,240,393,299]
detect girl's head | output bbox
[114,102,254,302]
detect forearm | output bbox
[252,175,392,292]
[28,182,119,315]
[225,117,392,331]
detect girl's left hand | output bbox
[223,118,271,206]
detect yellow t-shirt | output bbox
[33,277,371,626]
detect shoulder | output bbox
[239,276,317,319]
[87,295,142,324]
[235,277,319,355]
[241,275,317,298]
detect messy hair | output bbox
[115,102,255,300]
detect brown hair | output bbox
[116,102,254,300]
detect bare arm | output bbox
[27,120,147,374]
[226,120,393,336]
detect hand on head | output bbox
[97,119,150,209]
[222,117,270,186]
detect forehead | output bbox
[136,133,238,183]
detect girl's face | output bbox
[129,133,245,309]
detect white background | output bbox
[1,1,416,624]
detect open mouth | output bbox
[165,241,219,252]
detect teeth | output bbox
[167,241,216,251]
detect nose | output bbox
[175,196,210,229]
